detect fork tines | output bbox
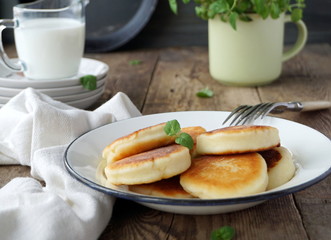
[223,103,276,126]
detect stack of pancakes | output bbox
[98,123,296,199]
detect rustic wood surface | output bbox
[1,44,330,240]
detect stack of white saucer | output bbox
[0,58,109,109]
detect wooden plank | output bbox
[142,46,260,115]
[0,165,31,188]
[101,196,308,240]
[294,176,331,240]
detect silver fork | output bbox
[223,101,331,126]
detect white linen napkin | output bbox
[0,88,141,240]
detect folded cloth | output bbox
[0,88,141,240]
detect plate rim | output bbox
[64,111,331,206]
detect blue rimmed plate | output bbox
[64,111,331,215]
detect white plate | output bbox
[64,111,331,215]
[0,76,106,98]
[0,58,109,89]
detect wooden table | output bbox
[1,44,331,240]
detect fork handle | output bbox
[300,101,331,111]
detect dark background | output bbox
[121,0,331,50]
[1,0,330,52]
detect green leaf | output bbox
[261,8,270,19]
[164,120,181,136]
[164,120,194,149]
[229,12,238,30]
[278,0,289,10]
[239,14,252,22]
[196,87,214,98]
[252,0,264,13]
[195,6,208,20]
[236,1,252,13]
[208,0,229,18]
[270,2,281,19]
[80,75,97,90]
[175,132,194,150]
[168,0,304,32]
[168,0,178,14]
[211,226,235,240]
[291,8,302,22]
[129,59,142,65]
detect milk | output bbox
[14,18,85,80]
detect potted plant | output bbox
[169,0,308,86]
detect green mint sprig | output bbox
[129,59,143,66]
[80,75,97,90]
[211,226,235,240]
[164,120,194,150]
[169,0,305,30]
[196,87,214,98]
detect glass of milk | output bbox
[0,0,89,80]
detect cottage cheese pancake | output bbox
[196,125,280,155]
[181,126,206,157]
[105,144,191,185]
[102,123,176,164]
[180,153,268,199]
[259,147,295,190]
[129,176,194,198]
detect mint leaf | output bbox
[291,8,302,22]
[270,2,280,19]
[168,0,305,30]
[196,87,214,98]
[164,120,194,149]
[229,12,238,30]
[129,59,142,65]
[208,1,229,18]
[80,75,97,90]
[164,120,181,136]
[175,132,194,150]
[211,226,235,240]
[168,0,178,14]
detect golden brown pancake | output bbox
[180,153,268,199]
[181,126,206,157]
[104,144,191,185]
[259,146,295,190]
[128,176,195,198]
[196,125,280,155]
[95,157,129,191]
[102,123,176,164]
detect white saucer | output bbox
[0,76,106,98]
[0,85,105,109]
[53,85,105,102]
[0,58,109,89]
[66,86,105,109]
